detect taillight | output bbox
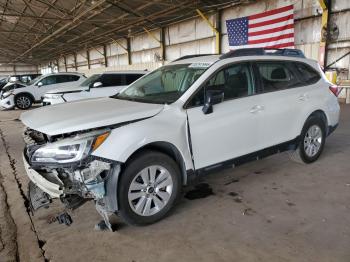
[329,85,339,97]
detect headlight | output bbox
[45,94,62,99]
[2,91,13,99]
[31,131,109,164]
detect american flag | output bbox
[226,5,294,49]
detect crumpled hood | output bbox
[46,85,87,94]
[20,97,164,136]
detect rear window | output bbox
[257,62,300,92]
[292,62,321,85]
[56,75,80,83]
[101,74,123,87]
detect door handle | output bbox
[250,105,264,113]
[298,93,309,101]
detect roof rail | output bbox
[220,48,305,59]
[172,54,213,62]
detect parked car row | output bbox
[0,71,146,110]
[19,48,340,231]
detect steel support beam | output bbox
[143,27,165,62]
[318,0,329,68]
[161,27,166,62]
[103,44,108,67]
[126,37,131,65]
[196,9,220,54]
[74,53,78,71]
[63,56,67,72]
[87,50,91,69]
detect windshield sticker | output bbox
[189,62,213,69]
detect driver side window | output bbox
[188,63,254,107]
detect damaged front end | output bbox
[23,127,120,230]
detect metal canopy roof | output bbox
[0,0,243,65]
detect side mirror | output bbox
[91,82,103,88]
[202,87,224,114]
[37,82,43,87]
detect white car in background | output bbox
[0,72,85,110]
[42,71,147,105]
[21,48,339,230]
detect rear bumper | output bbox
[22,154,63,198]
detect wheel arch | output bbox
[123,141,189,185]
[305,109,328,131]
[14,92,35,102]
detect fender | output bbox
[14,92,35,102]
[92,106,194,181]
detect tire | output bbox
[118,150,181,225]
[289,116,326,164]
[15,94,33,109]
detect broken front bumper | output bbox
[22,154,63,198]
[0,95,15,109]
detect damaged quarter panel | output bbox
[91,103,194,184]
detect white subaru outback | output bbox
[20,48,339,230]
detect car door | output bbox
[186,62,263,170]
[254,61,315,148]
[34,75,58,100]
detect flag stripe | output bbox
[249,9,293,24]
[248,33,294,44]
[248,14,293,29]
[248,5,293,20]
[248,19,293,33]
[230,38,294,49]
[248,24,294,37]
[249,29,294,41]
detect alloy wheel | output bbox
[304,125,323,157]
[17,96,31,109]
[128,165,173,216]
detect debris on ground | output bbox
[286,200,296,207]
[243,208,256,216]
[47,212,73,226]
[224,178,240,185]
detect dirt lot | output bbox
[0,104,350,262]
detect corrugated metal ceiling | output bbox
[0,0,245,64]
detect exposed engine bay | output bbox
[23,127,120,230]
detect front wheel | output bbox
[15,94,33,109]
[118,151,181,225]
[289,116,326,164]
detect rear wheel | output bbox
[118,151,181,225]
[289,116,326,164]
[15,94,33,109]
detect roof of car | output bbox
[41,72,84,77]
[169,48,314,66]
[170,55,220,65]
[102,71,148,75]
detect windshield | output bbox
[116,64,206,104]
[80,74,101,87]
